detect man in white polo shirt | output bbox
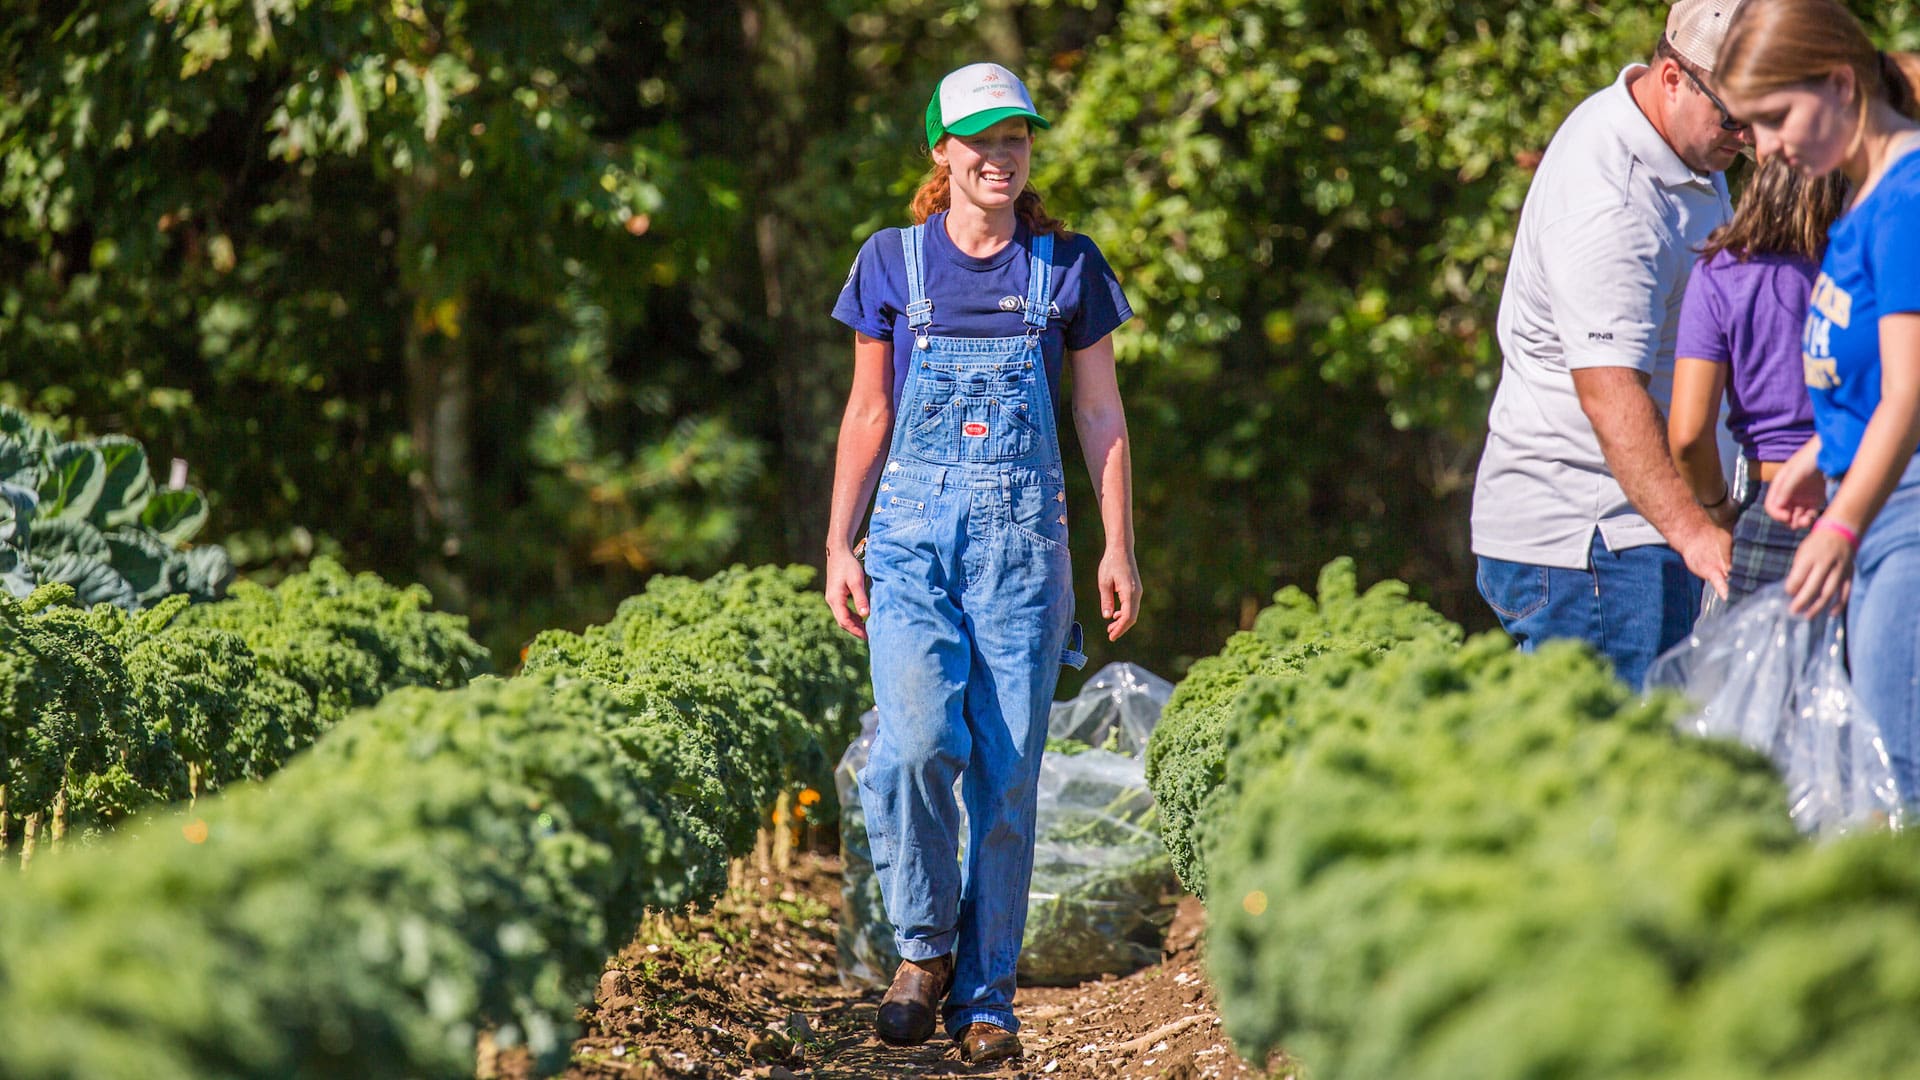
[1472,0,1753,689]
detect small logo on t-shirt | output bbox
[1587,331,1614,341]
[999,295,1023,311]
[963,422,989,438]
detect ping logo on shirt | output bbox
[963,421,989,438]
[1803,271,1850,390]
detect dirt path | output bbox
[514,853,1280,1080]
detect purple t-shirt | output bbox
[1674,248,1818,462]
[831,211,1133,411]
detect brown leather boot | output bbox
[874,954,953,1046]
[956,1022,1022,1065]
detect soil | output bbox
[497,852,1286,1080]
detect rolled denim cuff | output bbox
[945,1005,1019,1037]
[895,930,957,963]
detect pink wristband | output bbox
[1814,517,1860,549]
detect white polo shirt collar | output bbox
[1609,65,1718,191]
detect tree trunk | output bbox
[396,173,473,610]
[741,1,851,570]
[1,781,9,852]
[978,0,1026,64]
[402,293,474,609]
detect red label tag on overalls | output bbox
[963,422,989,438]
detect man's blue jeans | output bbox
[1476,530,1700,690]
[1849,455,1920,801]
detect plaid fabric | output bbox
[1727,479,1806,603]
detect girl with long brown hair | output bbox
[1717,0,1920,796]
[1668,155,1850,603]
[821,62,1138,1065]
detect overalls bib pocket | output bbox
[952,399,1035,463]
[904,363,958,459]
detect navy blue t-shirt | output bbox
[831,211,1133,411]
[1804,149,1920,476]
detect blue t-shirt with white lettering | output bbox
[832,211,1133,412]
[1803,150,1920,476]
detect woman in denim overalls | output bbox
[824,62,1140,1066]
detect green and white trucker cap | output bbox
[924,62,1051,149]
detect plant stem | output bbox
[772,789,794,874]
[20,811,40,870]
[50,784,66,850]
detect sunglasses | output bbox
[1678,63,1749,133]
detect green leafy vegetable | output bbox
[0,563,867,1077]
[1157,559,1920,1080]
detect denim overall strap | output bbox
[1020,231,1081,670]
[901,224,934,350]
[1022,230,1054,338]
[882,225,938,467]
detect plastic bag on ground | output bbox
[1648,589,1904,836]
[836,662,1181,987]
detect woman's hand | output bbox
[1097,546,1141,641]
[1785,524,1854,617]
[825,547,872,640]
[1764,438,1827,529]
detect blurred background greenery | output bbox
[6,0,1917,678]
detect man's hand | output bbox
[1672,520,1733,601]
[1573,365,1731,598]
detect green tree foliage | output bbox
[0,564,867,1078]
[8,2,1920,677]
[1154,561,1920,1078]
[0,1,763,659]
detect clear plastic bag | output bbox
[1648,589,1905,836]
[835,662,1180,987]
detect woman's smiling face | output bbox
[934,118,1032,212]
[1726,70,1857,176]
